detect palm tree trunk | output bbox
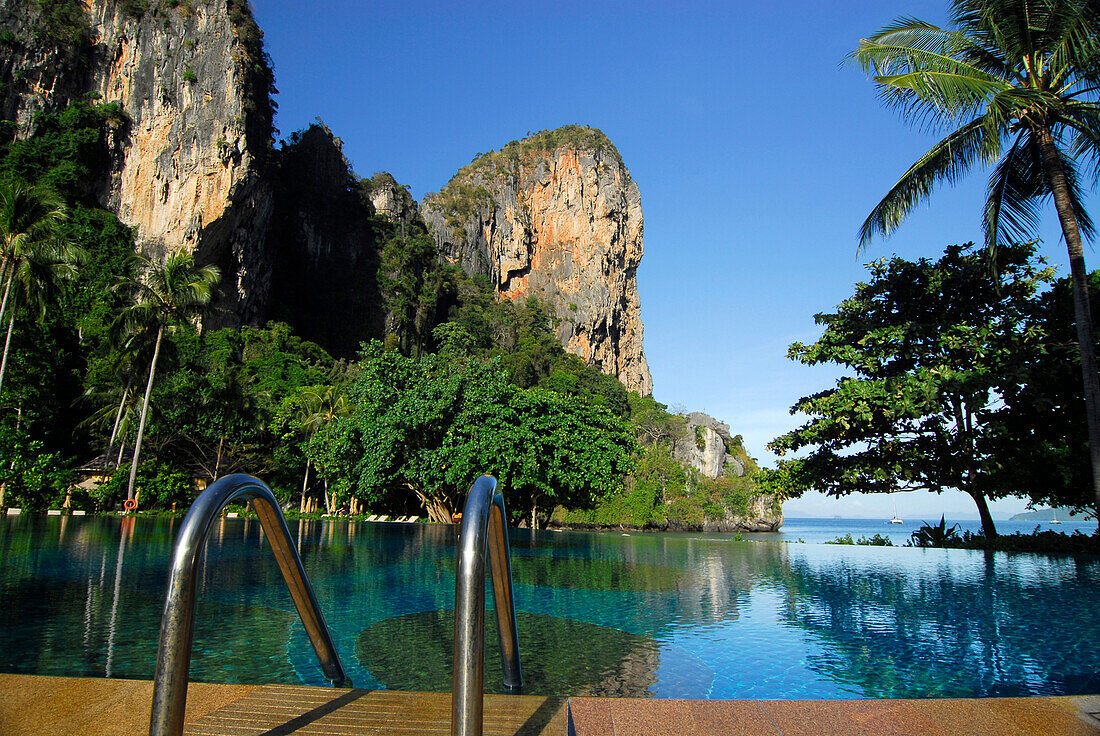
[0,259,13,336]
[0,297,17,398]
[127,324,164,501]
[214,433,224,480]
[105,378,133,470]
[1037,127,1100,520]
[299,458,311,513]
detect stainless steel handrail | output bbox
[149,473,350,736]
[452,475,522,736]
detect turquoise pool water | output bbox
[1,514,1098,699]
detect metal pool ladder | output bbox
[149,473,350,736]
[452,475,523,736]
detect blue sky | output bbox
[249,0,1092,520]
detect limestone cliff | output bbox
[0,0,276,323]
[264,123,383,356]
[677,412,746,479]
[421,127,652,395]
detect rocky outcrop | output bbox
[676,412,746,480]
[263,123,383,356]
[364,171,418,226]
[676,412,782,532]
[421,126,652,395]
[0,9,655,381]
[0,0,276,323]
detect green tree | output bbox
[851,0,1100,518]
[330,342,637,526]
[330,344,511,522]
[487,387,638,529]
[769,243,1054,537]
[990,270,1100,513]
[114,252,220,501]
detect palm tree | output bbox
[0,183,68,393]
[0,234,84,395]
[851,0,1100,517]
[295,384,349,514]
[81,327,154,470]
[115,252,220,502]
[0,182,66,287]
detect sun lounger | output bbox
[47,510,61,516]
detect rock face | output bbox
[675,412,782,533]
[0,9,655,386]
[422,127,652,395]
[677,412,746,480]
[0,0,276,323]
[364,171,418,226]
[263,123,383,356]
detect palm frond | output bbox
[877,68,1013,126]
[985,130,1045,252]
[1063,101,1100,184]
[859,117,1001,249]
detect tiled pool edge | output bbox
[1,674,1097,736]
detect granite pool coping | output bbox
[1,674,1097,735]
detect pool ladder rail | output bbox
[453,474,523,736]
[148,473,522,736]
[148,474,351,736]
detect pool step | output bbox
[184,684,568,735]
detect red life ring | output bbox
[124,498,137,511]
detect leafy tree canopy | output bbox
[317,341,637,527]
[768,242,1055,537]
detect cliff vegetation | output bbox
[0,1,773,531]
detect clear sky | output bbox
[248,0,1094,520]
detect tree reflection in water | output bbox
[771,548,1100,698]
[2,515,1099,699]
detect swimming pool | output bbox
[1,514,1097,699]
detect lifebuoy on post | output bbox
[124,498,137,511]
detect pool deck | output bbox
[1,675,1098,736]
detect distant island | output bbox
[1009,508,1089,521]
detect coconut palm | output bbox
[295,384,349,514]
[851,0,1100,516]
[0,234,84,395]
[115,252,221,502]
[0,182,66,286]
[0,183,68,393]
[81,326,155,471]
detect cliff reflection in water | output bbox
[2,515,1099,699]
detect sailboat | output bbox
[1051,508,1062,524]
[889,504,903,524]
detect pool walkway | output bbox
[1,674,1098,736]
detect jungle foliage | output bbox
[0,100,762,528]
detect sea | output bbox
[753,516,1098,545]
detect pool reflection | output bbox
[1,515,1097,699]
